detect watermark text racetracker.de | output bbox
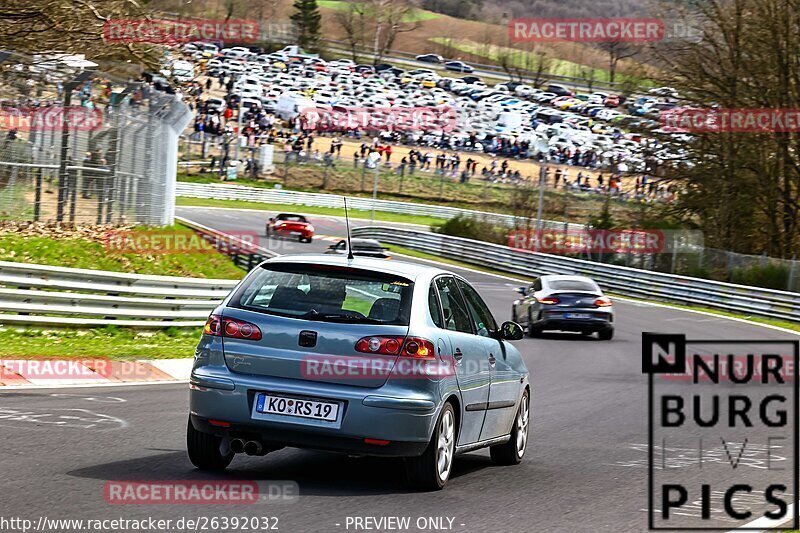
[509,18,664,42]
[103,229,259,255]
[508,229,704,255]
[103,18,260,45]
[0,358,156,382]
[0,106,103,132]
[298,106,458,133]
[104,480,297,505]
[661,108,800,133]
[0,515,279,532]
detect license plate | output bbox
[256,394,339,421]
[289,231,301,235]
[564,313,592,319]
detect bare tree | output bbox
[596,41,639,83]
[0,0,161,67]
[368,0,422,64]
[334,2,369,62]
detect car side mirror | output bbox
[268,218,274,223]
[516,286,527,296]
[500,321,524,341]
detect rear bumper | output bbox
[535,309,613,332]
[189,366,440,457]
[271,229,313,239]
[537,319,612,332]
[190,414,428,457]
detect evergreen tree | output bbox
[290,0,322,52]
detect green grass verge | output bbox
[0,223,244,279]
[176,196,441,227]
[0,326,200,359]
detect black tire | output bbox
[490,391,530,466]
[525,311,540,337]
[186,418,234,471]
[598,328,614,341]
[406,402,456,491]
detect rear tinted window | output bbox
[277,214,306,222]
[233,264,413,325]
[548,280,598,292]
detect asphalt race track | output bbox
[1,206,797,533]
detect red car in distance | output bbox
[265,213,314,243]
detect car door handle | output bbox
[453,348,463,361]
[488,353,496,366]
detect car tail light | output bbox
[355,336,404,355]
[355,336,435,359]
[537,296,560,305]
[595,296,613,307]
[402,337,436,359]
[203,315,262,341]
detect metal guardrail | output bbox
[176,182,579,230]
[176,215,278,269]
[0,218,275,328]
[0,261,237,327]
[351,226,800,323]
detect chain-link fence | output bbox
[0,50,191,226]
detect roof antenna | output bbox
[343,196,355,260]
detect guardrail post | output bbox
[33,167,42,222]
[789,254,797,292]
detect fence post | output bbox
[671,233,678,274]
[33,167,42,222]
[371,166,379,223]
[789,254,797,292]
[361,161,367,191]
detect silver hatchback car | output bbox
[188,255,529,490]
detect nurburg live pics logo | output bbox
[642,332,800,530]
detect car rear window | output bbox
[277,214,306,222]
[232,264,414,325]
[549,280,598,292]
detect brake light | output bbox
[537,296,560,305]
[203,315,262,341]
[595,296,613,307]
[355,336,436,358]
[355,336,404,355]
